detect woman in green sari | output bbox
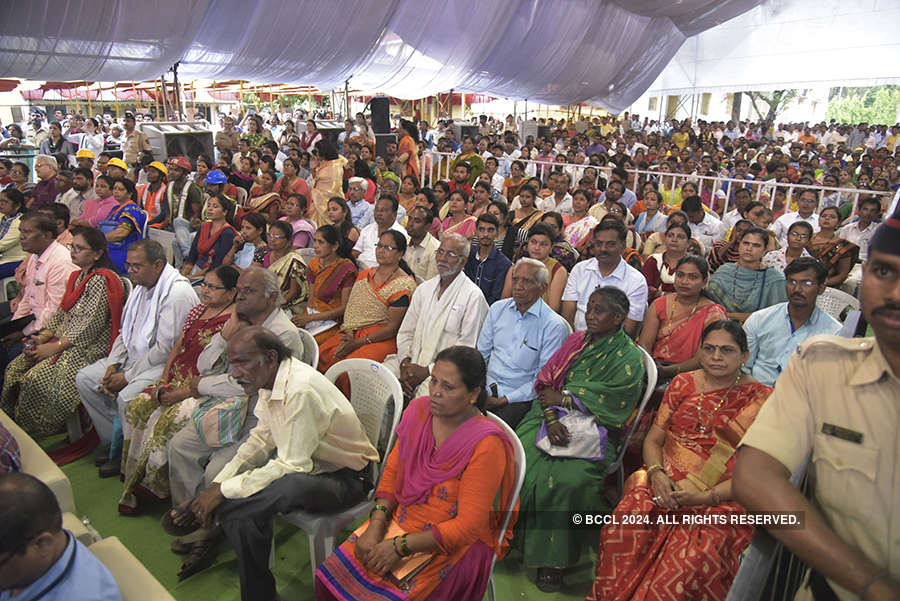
[707,227,787,323]
[513,286,646,592]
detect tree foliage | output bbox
[743,90,799,122]
[826,86,900,124]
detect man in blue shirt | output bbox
[743,257,841,386]
[477,258,569,428]
[0,473,122,601]
[346,177,374,230]
[464,213,511,305]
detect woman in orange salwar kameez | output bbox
[588,320,772,601]
[316,230,416,372]
[316,346,518,601]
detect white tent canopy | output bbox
[1,0,762,112]
[644,0,900,96]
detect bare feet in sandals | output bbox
[161,503,202,537]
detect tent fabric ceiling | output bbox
[644,0,900,95]
[1,0,763,112]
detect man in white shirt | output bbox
[838,196,880,262]
[384,233,489,398]
[562,221,647,337]
[185,327,377,601]
[772,188,820,248]
[404,206,439,282]
[352,195,408,270]
[77,240,199,475]
[485,156,505,192]
[681,195,722,250]
[538,172,573,214]
[718,187,753,241]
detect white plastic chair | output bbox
[484,412,526,601]
[279,359,403,580]
[147,228,176,264]
[235,186,248,207]
[296,327,320,368]
[602,345,659,500]
[0,275,16,302]
[816,287,860,322]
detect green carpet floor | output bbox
[62,455,595,600]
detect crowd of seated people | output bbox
[1,108,898,601]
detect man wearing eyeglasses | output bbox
[742,257,841,387]
[0,473,122,600]
[28,155,59,211]
[384,233,489,399]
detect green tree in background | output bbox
[827,86,900,124]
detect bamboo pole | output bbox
[86,83,93,117]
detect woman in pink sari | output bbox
[315,346,518,601]
[638,255,726,381]
[440,190,477,240]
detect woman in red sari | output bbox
[588,320,772,601]
[316,346,517,601]
[638,255,726,381]
[292,225,357,344]
[181,195,237,279]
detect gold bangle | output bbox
[646,464,664,477]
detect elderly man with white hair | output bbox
[477,258,570,428]
[346,176,374,229]
[30,154,60,210]
[383,233,489,398]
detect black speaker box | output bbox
[371,97,391,133]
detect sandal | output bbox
[177,535,221,581]
[161,505,202,537]
[535,567,564,593]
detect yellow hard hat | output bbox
[148,161,168,177]
[107,157,128,171]
[75,148,95,159]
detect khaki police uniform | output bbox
[215,129,240,152]
[741,334,900,601]
[122,129,152,165]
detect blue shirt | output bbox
[477,298,569,404]
[348,198,374,230]
[599,187,638,209]
[0,532,122,601]
[743,302,841,387]
[464,246,512,306]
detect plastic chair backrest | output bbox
[816,287,860,321]
[120,276,133,304]
[603,345,658,492]
[138,210,150,238]
[296,327,320,368]
[147,228,176,264]
[484,412,526,579]
[236,186,248,207]
[322,359,403,490]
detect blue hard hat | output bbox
[205,169,227,184]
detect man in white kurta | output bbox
[383,234,489,398]
[77,240,198,471]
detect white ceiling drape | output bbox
[644,0,900,95]
[1,0,764,111]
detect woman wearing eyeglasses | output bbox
[117,265,238,515]
[261,220,308,316]
[589,320,771,601]
[762,220,813,275]
[317,230,416,372]
[1,226,124,441]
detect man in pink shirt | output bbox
[0,212,77,375]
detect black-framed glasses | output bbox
[375,243,399,252]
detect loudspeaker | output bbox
[138,122,213,164]
[371,97,391,134]
[537,125,552,140]
[454,124,479,141]
[375,133,397,158]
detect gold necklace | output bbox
[697,372,742,433]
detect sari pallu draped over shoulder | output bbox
[59,268,124,353]
[513,329,645,569]
[587,373,773,601]
[315,397,518,601]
